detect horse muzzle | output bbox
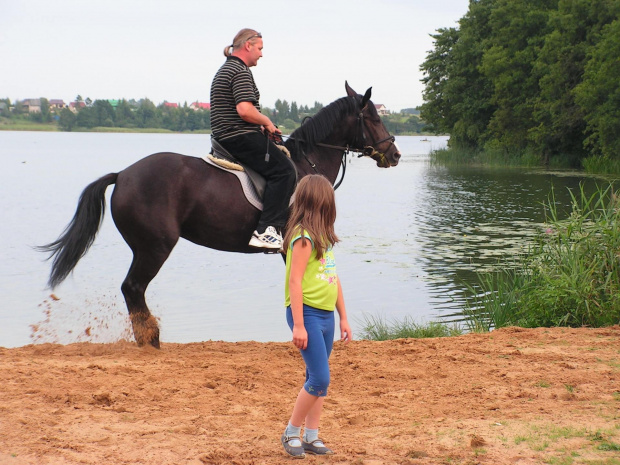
[369,147,401,168]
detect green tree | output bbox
[532,0,619,164]
[75,106,97,128]
[13,100,26,115]
[575,18,620,160]
[310,101,323,113]
[186,109,202,131]
[160,103,180,130]
[40,98,52,122]
[421,0,620,168]
[58,108,77,131]
[136,98,159,128]
[30,97,52,123]
[115,99,136,127]
[92,100,115,127]
[479,0,557,153]
[290,101,299,122]
[281,118,296,130]
[0,98,10,117]
[420,27,460,136]
[274,99,290,124]
[420,0,495,149]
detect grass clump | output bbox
[598,442,620,451]
[357,314,462,341]
[463,183,620,330]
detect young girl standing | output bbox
[280,174,352,459]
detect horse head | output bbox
[345,81,401,168]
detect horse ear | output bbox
[345,81,357,97]
[361,87,372,108]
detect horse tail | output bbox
[38,173,118,289]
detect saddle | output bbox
[204,137,295,211]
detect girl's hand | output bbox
[292,324,308,350]
[340,319,352,344]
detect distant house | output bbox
[375,104,389,116]
[21,98,42,113]
[0,102,7,113]
[49,99,66,109]
[107,99,120,108]
[163,102,178,108]
[190,102,210,111]
[69,101,86,113]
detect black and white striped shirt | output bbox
[210,56,262,140]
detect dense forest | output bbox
[420,0,620,169]
[0,97,426,135]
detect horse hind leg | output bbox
[121,243,176,348]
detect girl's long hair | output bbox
[283,175,339,259]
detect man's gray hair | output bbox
[223,28,261,57]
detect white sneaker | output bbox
[249,226,282,249]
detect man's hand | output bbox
[264,122,281,135]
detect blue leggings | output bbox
[286,304,335,397]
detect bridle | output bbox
[289,104,396,189]
[348,104,397,166]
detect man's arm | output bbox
[236,101,281,134]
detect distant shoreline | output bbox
[0,121,439,137]
[0,122,210,134]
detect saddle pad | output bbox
[206,153,244,171]
[201,155,263,211]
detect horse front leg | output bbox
[121,248,173,348]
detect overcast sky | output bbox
[0,0,469,112]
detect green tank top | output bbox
[284,229,338,311]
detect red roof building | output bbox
[69,101,86,113]
[190,102,210,111]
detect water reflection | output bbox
[415,163,603,316]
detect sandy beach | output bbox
[1,326,619,464]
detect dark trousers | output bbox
[220,131,296,230]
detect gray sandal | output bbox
[281,433,306,459]
[302,439,334,455]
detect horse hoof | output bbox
[130,313,161,349]
[135,337,161,349]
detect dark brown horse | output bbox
[39,82,401,348]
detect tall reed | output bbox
[582,155,620,175]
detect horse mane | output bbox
[287,96,360,160]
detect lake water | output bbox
[0,131,601,348]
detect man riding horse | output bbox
[210,28,296,250]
